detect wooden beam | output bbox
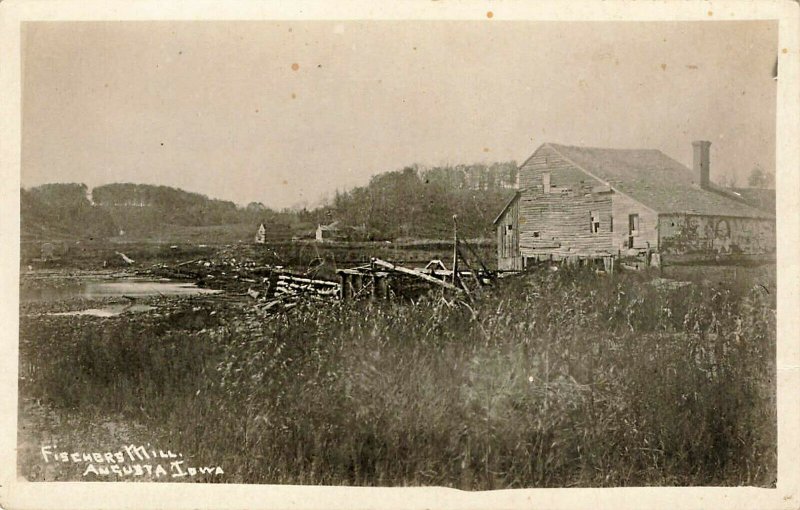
[460,238,491,275]
[371,258,463,293]
[277,274,339,287]
[457,244,484,294]
[452,215,459,285]
[340,273,351,301]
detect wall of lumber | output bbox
[611,192,659,252]
[496,195,522,270]
[518,145,590,190]
[516,145,614,258]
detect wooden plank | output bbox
[277,274,339,287]
[371,258,463,293]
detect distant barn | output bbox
[254,222,292,244]
[315,221,344,242]
[494,141,776,270]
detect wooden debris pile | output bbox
[334,220,497,303]
[337,254,495,303]
[250,273,341,314]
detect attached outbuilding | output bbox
[494,141,775,270]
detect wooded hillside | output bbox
[328,162,517,239]
[21,162,518,242]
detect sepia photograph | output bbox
[2,1,799,509]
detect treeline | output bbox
[20,183,282,241]
[21,162,518,242]
[93,183,242,226]
[94,183,258,236]
[328,163,518,239]
[21,184,116,240]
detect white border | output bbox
[1,1,797,509]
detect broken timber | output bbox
[245,254,495,311]
[336,258,470,302]
[371,258,463,293]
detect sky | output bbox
[22,20,777,209]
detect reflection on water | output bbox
[21,278,220,303]
[49,304,156,317]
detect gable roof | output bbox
[318,220,340,231]
[493,191,522,225]
[543,143,773,219]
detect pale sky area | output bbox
[22,20,777,209]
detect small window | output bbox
[507,224,513,231]
[590,211,600,233]
[629,214,640,233]
[542,172,551,193]
[533,231,540,238]
[610,215,614,233]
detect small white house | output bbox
[254,222,292,244]
[254,223,267,244]
[315,221,341,242]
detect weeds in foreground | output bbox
[19,267,776,487]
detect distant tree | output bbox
[748,166,775,188]
[246,202,266,211]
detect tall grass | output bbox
[19,267,776,487]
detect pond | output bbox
[21,278,221,303]
[49,303,157,317]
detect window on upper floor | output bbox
[590,211,600,233]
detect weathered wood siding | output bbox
[516,145,614,258]
[658,214,776,256]
[496,195,522,270]
[611,193,659,252]
[519,145,591,190]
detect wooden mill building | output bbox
[494,141,776,270]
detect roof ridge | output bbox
[539,143,773,220]
[545,143,660,215]
[546,142,664,152]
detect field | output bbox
[17,245,776,488]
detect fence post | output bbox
[340,272,350,301]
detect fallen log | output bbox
[116,251,135,265]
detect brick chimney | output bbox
[692,140,711,189]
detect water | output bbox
[49,304,156,317]
[21,278,221,303]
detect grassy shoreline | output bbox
[18,265,776,487]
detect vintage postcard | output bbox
[1,0,798,509]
